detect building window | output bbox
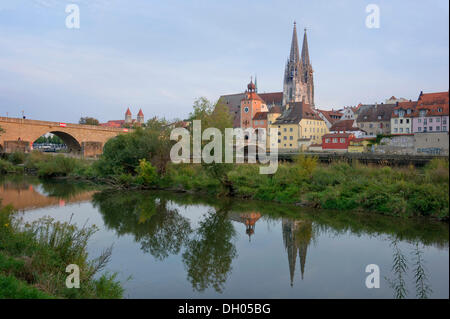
[399,128,403,133]
[406,128,409,133]
[325,138,330,143]
[430,118,433,123]
[394,119,398,124]
[406,119,409,124]
[340,138,345,143]
[289,144,292,147]
[290,127,293,132]
[436,118,440,122]
[394,128,398,133]
[443,126,447,131]
[289,136,293,140]
[418,119,421,123]
[436,126,440,131]
[278,139,281,143]
[283,136,287,140]
[244,107,249,113]
[418,127,422,132]
[369,124,373,128]
[284,128,287,132]
[333,138,338,143]
[400,119,403,124]
[429,127,433,131]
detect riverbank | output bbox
[0,204,123,298]
[1,151,449,220]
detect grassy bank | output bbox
[1,149,449,220]
[0,204,123,299]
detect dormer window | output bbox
[378,115,382,120]
[438,108,443,112]
[407,109,411,114]
[398,110,405,117]
[419,110,427,117]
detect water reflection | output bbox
[1,176,448,298]
[183,209,237,293]
[92,191,192,260]
[282,219,314,286]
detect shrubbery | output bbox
[0,205,123,299]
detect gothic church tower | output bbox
[282,22,314,108]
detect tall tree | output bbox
[79,117,99,126]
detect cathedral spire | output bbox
[301,28,310,68]
[289,22,300,63]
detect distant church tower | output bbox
[137,109,144,124]
[282,22,314,108]
[125,107,132,124]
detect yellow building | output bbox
[348,138,373,153]
[266,106,282,150]
[270,101,328,152]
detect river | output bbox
[1,175,448,298]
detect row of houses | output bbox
[219,82,449,155]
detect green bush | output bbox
[8,152,26,165]
[0,206,123,299]
[36,155,83,178]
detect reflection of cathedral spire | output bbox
[282,218,313,286]
[228,212,261,241]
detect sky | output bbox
[0,0,448,123]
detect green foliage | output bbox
[79,117,99,126]
[34,134,64,144]
[8,152,26,165]
[135,159,158,186]
[0,274,53,299]
[0,159,23,175]
[35,155,84,178]
[0,205,123,299]
[95,121,173,177]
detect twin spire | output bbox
[290,21,310,67]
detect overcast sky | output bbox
[0,0,448,123]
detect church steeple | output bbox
[289,22,300,63]
[283,22,314,107]
[301,28,310,68]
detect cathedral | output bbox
[282,22,314,108]
[219,22,315,128]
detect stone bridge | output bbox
[0,117,130,157]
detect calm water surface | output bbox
[1,176,448,298]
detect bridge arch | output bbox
[31,130,82,154]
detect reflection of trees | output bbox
[385,238,433,299]
[92,191,192,260]
[182,209,237,293]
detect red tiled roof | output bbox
[253,112,268,120]
[323,133,354,138]
[100,120,125,128]
[392,101,417,118]
[412,91,449,117]
[317,109,343,124]
[259,92,283,105]
[329,119,359,131]
[269,105,282,114]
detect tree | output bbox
[182,208,236,293]
[79,117,99,126]
[95,118,174,176]
[188,97,235,194]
